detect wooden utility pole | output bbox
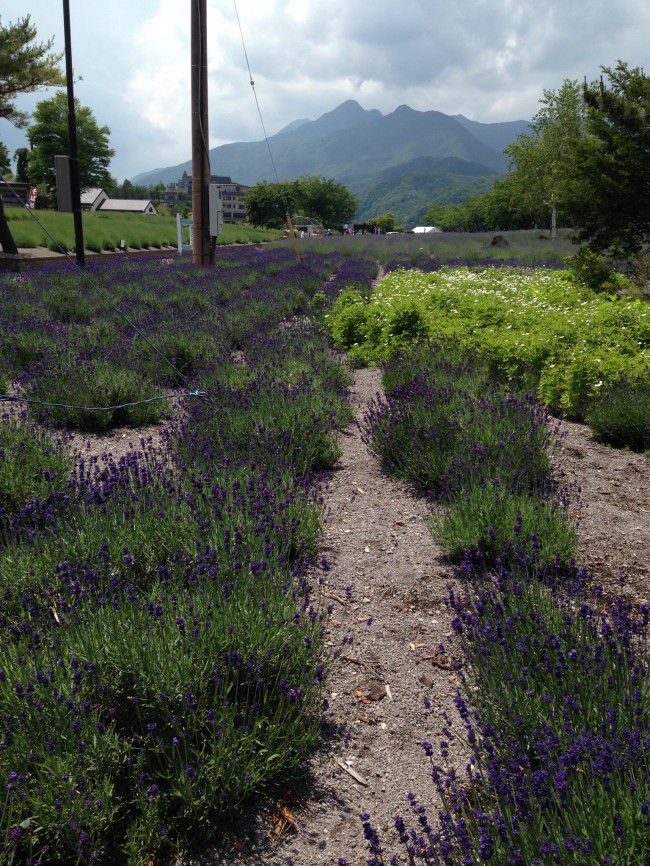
[191,0,211,266]
[62,0,85,265]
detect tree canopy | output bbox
[0,15,64,128]
[27,92,115,195]
[246,176,358,229]
[0,14,64,254]
[13,147,29,183]
[369,212,403,233]
[569,62,650,256]
[503,80,587,237]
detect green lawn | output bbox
[5,207,280,251]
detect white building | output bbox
[80,188,108,211]
[412,225,442,234]
[98,199,157,215]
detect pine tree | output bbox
[0,15,64,254]
[570,62,650,256]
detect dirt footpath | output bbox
[554,419,649,605]
[192,368,463,866]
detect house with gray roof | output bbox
[98,198,157,215]
[80,188,108,211]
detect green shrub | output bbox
[568,247,634,295]
[44,286,94,322]
[585,382,650,451]
[330,266,650,435]
[30,364,168,432]
[431,484,578,564]
[0,421,69,515]
[568,247,614,292]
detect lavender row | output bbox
[355,346,647,865]
[0,251,352,863]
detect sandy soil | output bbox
[553,419,649,604]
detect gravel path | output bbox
[553,419,649,604]
[191,367,463,866]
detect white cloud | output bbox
[1,0,648,179]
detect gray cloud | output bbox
[1,0,648,179]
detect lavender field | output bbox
[0,247,376,863]
[0,245,647,865]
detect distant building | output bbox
[411,226,442,234]
[0,181,33,208]
[98,198,157,215]
[166,173,249,223]
[80,188,108,211]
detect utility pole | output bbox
[191,0,212,266]
[62,0,85,266]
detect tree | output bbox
[297,176,358,228]
[570,62,650,257]
[0,14,64,254]
[14,147,29,182]
[27,92,114,195]
[246,176,358,229]
[504,80,587,238]
[245,180,302,229]
[0,142,9,175]
[369,212,403,233]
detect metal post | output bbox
[62,0,84,265]
[191,0,211,266]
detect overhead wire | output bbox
[232,0,301,260]
[0,392,204,412]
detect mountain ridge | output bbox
[131,100,529,226]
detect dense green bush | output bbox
[30,363,168,432]
[431,484,578,562]
[585,381,650,451]
[329,266,649,441]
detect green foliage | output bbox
[30,363,168,432]
[431,485,577,563]
[13,146,29,182]
[585,382,650,451]
[0,14,64,128]
[0,421,69,515]
[568,247,616,291]
[369,212,402,233]
[0,140,9,174]
[366,345,576,566]
[26,92,115,195]
[328,266,650,425]
[4,208,279,251]
[246,176,358,229]
[571,62,650,256]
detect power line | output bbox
[232,0,280,185]
[232,0,301,260]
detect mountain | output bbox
[354,157,497,228]
[453,115,530,155]
[132,100,529,225]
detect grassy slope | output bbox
[5,208,280,251]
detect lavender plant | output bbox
[356,551,649,865]
[363,345,575,563]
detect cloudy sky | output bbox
[2,0,648,180]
